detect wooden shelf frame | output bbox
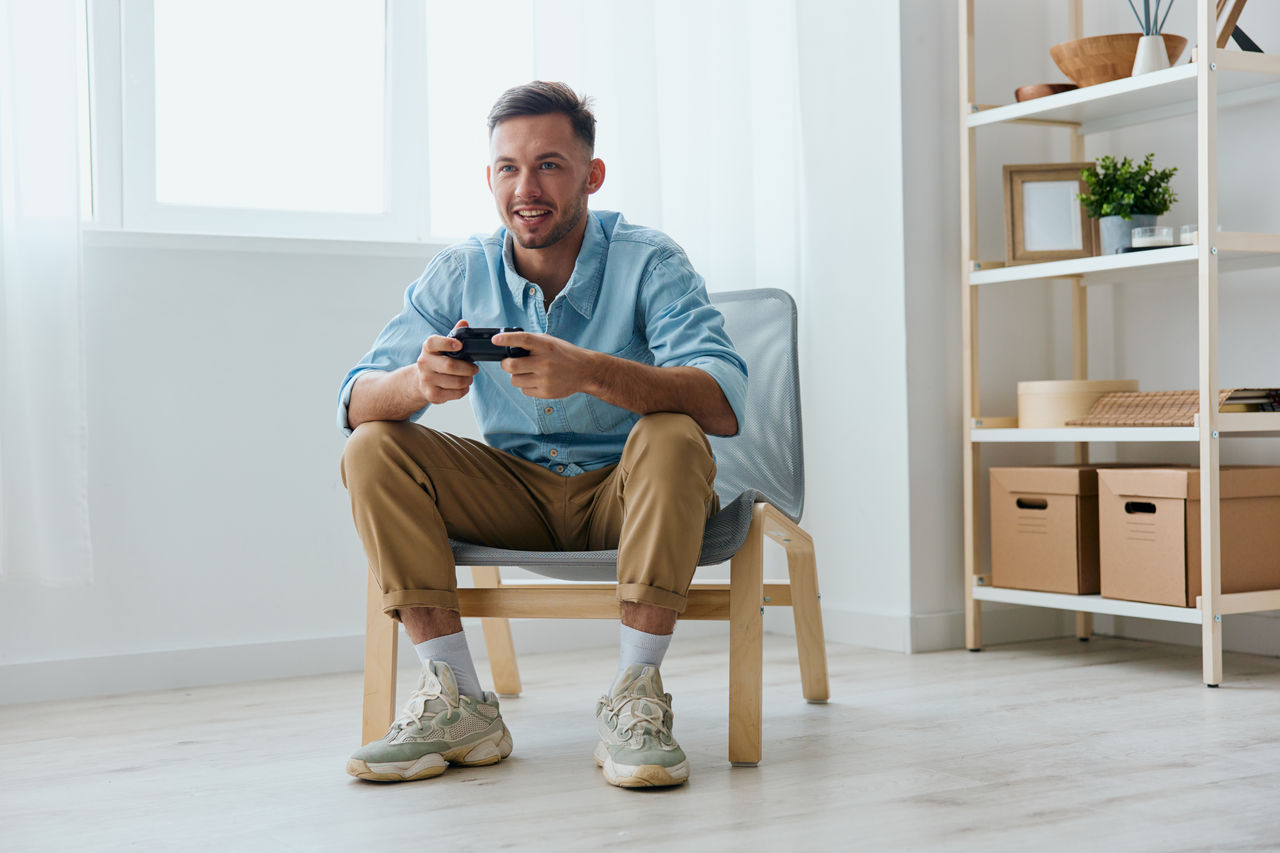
[959,0,1278,685]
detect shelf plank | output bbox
[970,426,1198,443]
[1217,412,1280,434]
[969,243,1280,287]
[972,584,1203,624]
[968,58,1280,135]
[970,245,1194,285]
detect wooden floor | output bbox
[3,634,1280,851]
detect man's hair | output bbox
[487,81,596,155]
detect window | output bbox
[109,0,427,241]
[152,0,386,214]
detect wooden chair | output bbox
[360,288,827,766]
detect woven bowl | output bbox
[1049,33,1187,87]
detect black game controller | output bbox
[444,326,531,362]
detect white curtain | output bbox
[425,0,805,296]
[0,0,93,583]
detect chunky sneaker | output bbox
[594,664,689,788]
[346,660,513,782]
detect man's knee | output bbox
[622,413,714,474]
[339,420,413,487]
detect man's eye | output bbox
[499,165,515,173]
[540,162,557,170]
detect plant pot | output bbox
[1132,34,1171,76]
[1099,214,1157,254]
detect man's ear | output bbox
[586,158,606,195]
[486,165,493,193]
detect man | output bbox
[338,81,746,789]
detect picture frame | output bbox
[1003,162,1099,266]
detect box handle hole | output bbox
[1015,498,1048,510]
[1125,501,1157,514]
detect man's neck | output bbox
[511,215,588,302]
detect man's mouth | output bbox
[515,208,551,221]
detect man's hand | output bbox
[491,330,599,399]
[417,321,480,404]
[490,329,738,435]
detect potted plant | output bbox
[1078,154,1178,254]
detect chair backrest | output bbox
[708,288,805,522]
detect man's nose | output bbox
[514,172,541,200]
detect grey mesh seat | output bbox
[359,288,828,767]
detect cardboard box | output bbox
[1098,466,1280,607]
[990,466,1103,594]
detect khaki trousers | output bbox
[340,413,719,618]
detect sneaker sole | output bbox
[593,741,689,788]
[347,724,513,783]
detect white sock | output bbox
[414,630,485,700]
[615,623,673,689]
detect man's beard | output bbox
[510,184,587,250]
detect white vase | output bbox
[1132,35,1169,76]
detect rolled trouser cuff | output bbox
[617,582,688,614]
[382,588,460,619]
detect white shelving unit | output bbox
[959,0,1280,685]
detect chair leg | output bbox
[361,569,398,745]
[471,565,523,696]
[728,506,766,766]
[785,536,829,703]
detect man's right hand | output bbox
[416,320,480,404]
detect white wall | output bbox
[791,1,915,650]
[0,238,432,700]
[6,1,1279,704]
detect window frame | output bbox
[97,0,429,242]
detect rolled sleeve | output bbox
[685,356,748,433]
[336,369,371,436]
[640,252,749,434]
[335,250,464,435]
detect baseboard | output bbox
[908,604,1074,652]
[1092,611,1280,658]
[17,604,1255,706]
[0,619,729,707]
[777,602,1074,654]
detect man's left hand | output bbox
[491,331,600,399]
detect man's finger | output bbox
[491,331,536,349]
[423,353,478,375]
[433,373,473,391]
[425,337,462,356]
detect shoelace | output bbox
[612,693,673,741]
[392,671,458,730]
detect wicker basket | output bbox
[1066,390,1233,427]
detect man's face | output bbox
[487,113,603,251]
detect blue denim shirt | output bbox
[337,210,747,476]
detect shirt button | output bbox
[528,287,536,296]
[556,465,565,473]
[544,406,553,415]
[549,449,558,457]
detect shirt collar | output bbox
[501,211,606,320]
